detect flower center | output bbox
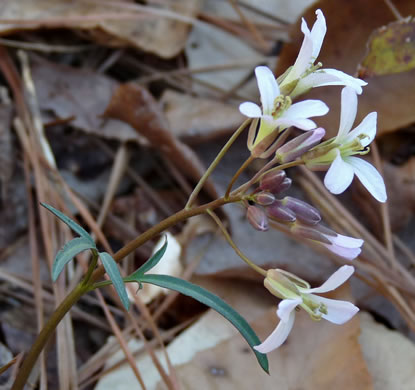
[271,95,292,119]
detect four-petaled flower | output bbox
[304,87,387,202]
[254,265,359,353]
[239,66,329,148]
[279,9,367,98]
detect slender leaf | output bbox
[100,252,130,311]
[125,237,168,279]
[136,274,269,373]
[52,237,96,281]
[41,202,95,245]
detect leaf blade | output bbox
[52,237,96,281]
[136,274,269,373]
[41,202,94,245]
[125,237,168,279]
[100,252,130,311]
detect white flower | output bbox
[323,87,387,202]
[254,265,359,353]
[279,9,367,98]
[239,66,329,147]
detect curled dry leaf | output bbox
[0,0,201,58]
[358,18,415,78]
[276,0,415,137]
[104,82,219,201]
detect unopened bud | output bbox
[254,191,275,206]
[267,200,296,223]
[247,205,269,232]
[291,225,332,245]
[282,196,321,225]
[260,170,287,193]
[278,177,292,194]
[276,128,326,163]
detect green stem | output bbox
[185,119,251,209]
[11,283,88,390]
[82,250,99,286]
[206,209,267,277]
[224,155,255,199]
[12,195,243,390]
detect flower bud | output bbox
[260,170,286,193]
[281,196,321,225]
[278,177,292,194]
[254,191,275,206]
[247,205,269,232]
[267,200,296,223]
[291,224,332,245]
[276,128,326,163]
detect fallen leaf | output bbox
[31,60,145,144]
[359,312,415,390]
[276,0,415,137]
[104,82,219,201]
[161,89,245,143]
[358,17,415,78]
[0,0,201,58]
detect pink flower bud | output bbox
[247,205,269,231]
[278,177,292,194]
[254,191,275,206]
[260,171,289,194]
[276,128,326,163]
[267,200,296,223]
[282,196,321,225]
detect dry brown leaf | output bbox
[276,0,415,138]
[157,285,372,390]
[161,89,245,143]
[31,60,145,143]
[104,82,219,201]
[0,0,201,58]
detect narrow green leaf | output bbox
[99,252,130,311]
[52,237,96,281]
[125,237,168,279]
[136,274,269,373]
[41,203,95,245]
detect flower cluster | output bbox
[237,9,388,353]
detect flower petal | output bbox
[314,296,359,324]
[254,310,296,353]
[310,9,327,60]
[344,112,377,147]
[255,66,279,115]
[306,265,355,293]
[324,149,354,194]
[323,243,361,260]
[345,156,387,202]
[275,118,317,131]
[277,298,302,322]
[287,20,314,82]
[317,69,367,93]
[336,87,358,142]
[330,234,364,248]
[239,102,262,118]
[284,99,329,120]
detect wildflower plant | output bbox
[13,8,388,389]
